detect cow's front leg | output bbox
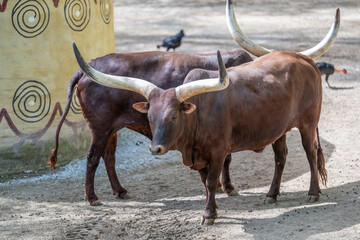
[198,167,209,203]
[202,155,226,225]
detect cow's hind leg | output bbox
[85,133,108,206]
[265,134,288,204]
[299,125,324,202]
[103,133,130,199]
[221,154,238,196]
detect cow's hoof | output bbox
[264,197,277,204]
[201,218,215,226]
[307,195,319,202]
[226,189,239,197]
[90,200,103,206]
[118,192,131,199]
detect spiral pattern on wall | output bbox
[70,86,82,114]
[12,80,51,123]
[64,0,91,32]
[99,0,111,24]
[11,0,50,38]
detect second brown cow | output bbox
[49,47,253,205]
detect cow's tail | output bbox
[47,70,82,169]
[316,127,327,187]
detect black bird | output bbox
[316,62,347,88]
[157,30,185,51]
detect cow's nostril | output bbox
[152,148,159,154]
[149,147,159,154]
[149,145,164,155]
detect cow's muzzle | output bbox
[149,145,166,155]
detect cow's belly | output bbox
[229,119,294,153]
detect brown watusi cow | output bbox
[74,1,339,224]
[49,48,253,205]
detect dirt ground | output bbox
[1,0,360,239]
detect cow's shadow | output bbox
[224,129,334,191]
[215,180,360,240]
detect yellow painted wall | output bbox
[0,0,115,176]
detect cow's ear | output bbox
[182,102,196,114]
[133,102,149,113]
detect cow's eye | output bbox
[171,115,177,121]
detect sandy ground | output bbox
[1,0,360,239]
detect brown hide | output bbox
[49,49,253,204]
[143,51,325,221]
[147,51,321,168]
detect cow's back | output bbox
[76,49,252,136]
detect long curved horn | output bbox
[226,0,271,57]
[226,0,340,59]
[73,43,158,100]
[299,9,340,59]
[175,51,229,102]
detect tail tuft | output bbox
[317,147,327,187]
[316,128,327,187]
[47,148,57,170]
